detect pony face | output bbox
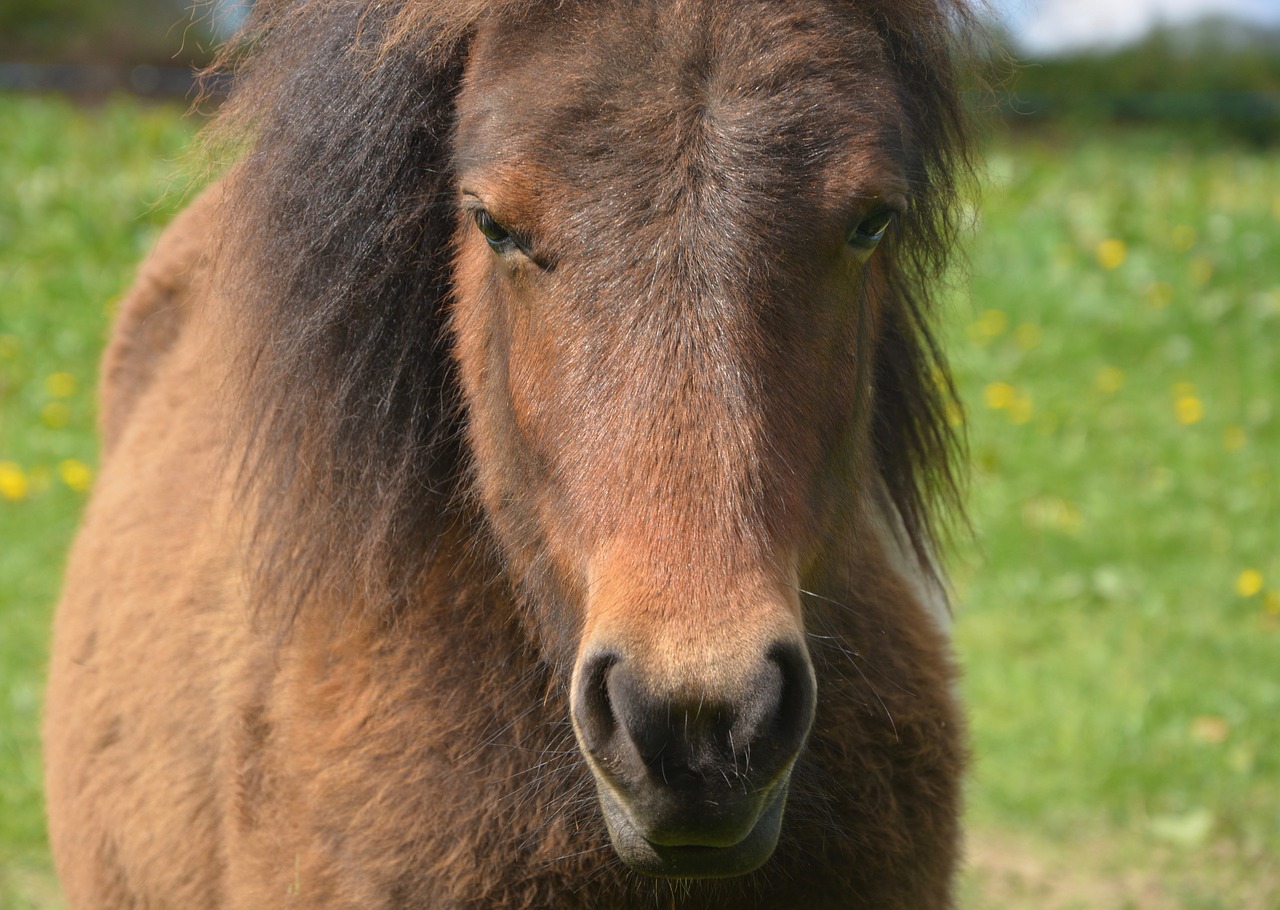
[449,0,916,877]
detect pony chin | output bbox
[595,770,792,879]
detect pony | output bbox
[43,0,976,906]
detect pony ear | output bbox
[207,4,475,625]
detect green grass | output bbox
[0,94,199,908]
[1,95,1278,907]
[950,131,1280,905]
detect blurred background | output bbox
[1,1,1278,907]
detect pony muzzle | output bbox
[570,639,817,878]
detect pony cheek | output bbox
[503,361,601,589]
[449,242,503,398]
[451,251,539,527]
[452,245,553,460]
[451,257,592,590]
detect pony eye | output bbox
[847,209,896,250]
[473,209,521,254]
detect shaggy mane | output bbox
[205,0,977,623]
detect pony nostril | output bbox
[765,640,818,756]
[572,640,816,853]
[726,640,816,775]
[575,640,816,793]
[732,657,784,746]
[573,651,619,754]
[604,663,668,767]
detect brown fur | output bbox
[45,0,977,906]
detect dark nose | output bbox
[572,640,816,848]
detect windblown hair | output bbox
[207,0,977,621]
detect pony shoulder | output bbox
[99,183,226,455]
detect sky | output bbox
[991,0,1280,55]
[205,0,1280,53]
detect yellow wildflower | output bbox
[1008,394,1034,425]
[967,309,1009,345]
[1189,256,1213,287]
[1265,590,1280,616]
[1236,569,1264,598]
[1095,366,1125,394]
[1172,382,1203,425]
[1223,425,1247,452]
[45,372,77,398]
[1145,280,1173,309]
[41,401,70,429]
[1095,238,1127,270]
[1014,323,1041,351]
[981,309,1009,335]
[984,381,1017,410]
[58,459,93,493]
[1175,395,1204,425]
[0,462,29,501]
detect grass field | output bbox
[1,94,1277,908]
[1,96,199,910]
[951,130,1280,908]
